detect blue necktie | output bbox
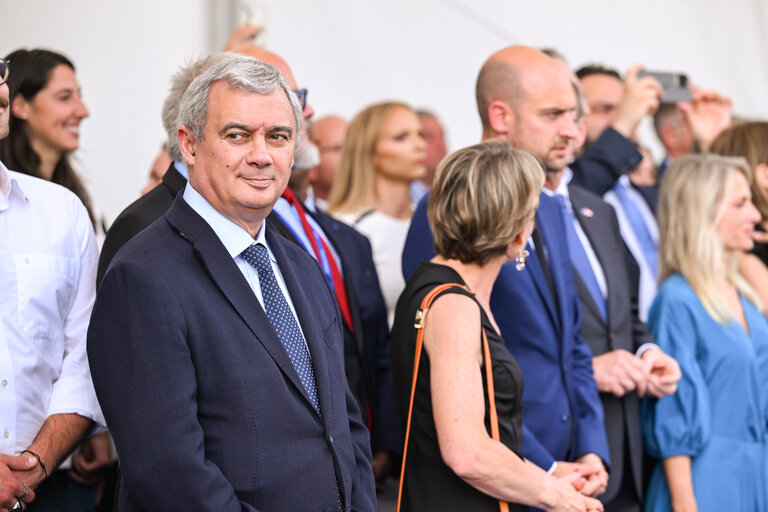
[241,243,320,411]
[554,194,607,322]
[612,181,658,277]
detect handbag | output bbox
[396,282,510,512]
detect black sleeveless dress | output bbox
[391,262,527,512]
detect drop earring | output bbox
[515,249,529,271]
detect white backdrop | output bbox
[2,0,767,223]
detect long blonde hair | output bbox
[658,154,762,322]
[328,101,412,216]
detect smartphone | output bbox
[638,71,692,103]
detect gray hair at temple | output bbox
[177,56,302,148]
[162,52,238,162]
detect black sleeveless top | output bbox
[391,262,527,512]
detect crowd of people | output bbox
[1,22,767,512]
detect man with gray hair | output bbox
[87,56,376,511]
[97,51,235,286]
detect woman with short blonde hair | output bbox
[429,139,541,265]
[642,153,768,511]
[391,140,604,512]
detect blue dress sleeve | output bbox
[642,280,712,459]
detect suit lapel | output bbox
[266,226,334,418]
[309,208,366,358]
[166,198,321,415]
[526,221,560,331]
[569,186,611,325]
[270,208,364,358]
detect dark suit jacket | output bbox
[88,196,376,512]
[97,163,186,287]
[402,192,609,471]
[568,184,654,504]
[267,206,401,454]
[570,127,643,196]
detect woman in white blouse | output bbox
[329,102,427,325]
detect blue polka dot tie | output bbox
[242,242,320,412]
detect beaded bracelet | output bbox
[21,449,48,479]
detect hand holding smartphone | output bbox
[637,71,692,103]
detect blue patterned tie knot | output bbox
[241,242,320,411]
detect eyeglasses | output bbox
[292,88,308,112]
[0,58,9,86]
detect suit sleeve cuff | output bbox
[547,461,558,475]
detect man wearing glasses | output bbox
[0,57,103,511]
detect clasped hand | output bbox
[0,454,40,511]
[593,348,680,398]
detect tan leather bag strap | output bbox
[396,283,509,512]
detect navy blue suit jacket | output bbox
[402,193,609,470]
[88,196,376,512]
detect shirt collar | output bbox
[0,161,30,212]
[182,182,265,259]
[542,167,573,199]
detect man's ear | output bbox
[488,100,513,136]
[177,125,197,166]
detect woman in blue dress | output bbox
[642,154,768,511]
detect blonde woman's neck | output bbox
[373,175,413,220]
[432,254,505,330]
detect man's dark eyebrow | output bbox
[271,125,295,137]
[539,107,575,115]
[219,122,252,135]
[218,123,295,137]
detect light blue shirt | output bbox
[174,160,189,180]
[182,183,306,343]
[546,168,608,298]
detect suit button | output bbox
[329,434,334,443]
[560,414,569,422]
[609,332,616,341]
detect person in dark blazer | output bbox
[87,56,375,511]
[546,169,681,511]
[403,45,610,499]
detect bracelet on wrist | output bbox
[21,449,48,479]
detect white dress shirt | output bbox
[545,169,608,298]
[0,162,103,456]
[182,183,309,347]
